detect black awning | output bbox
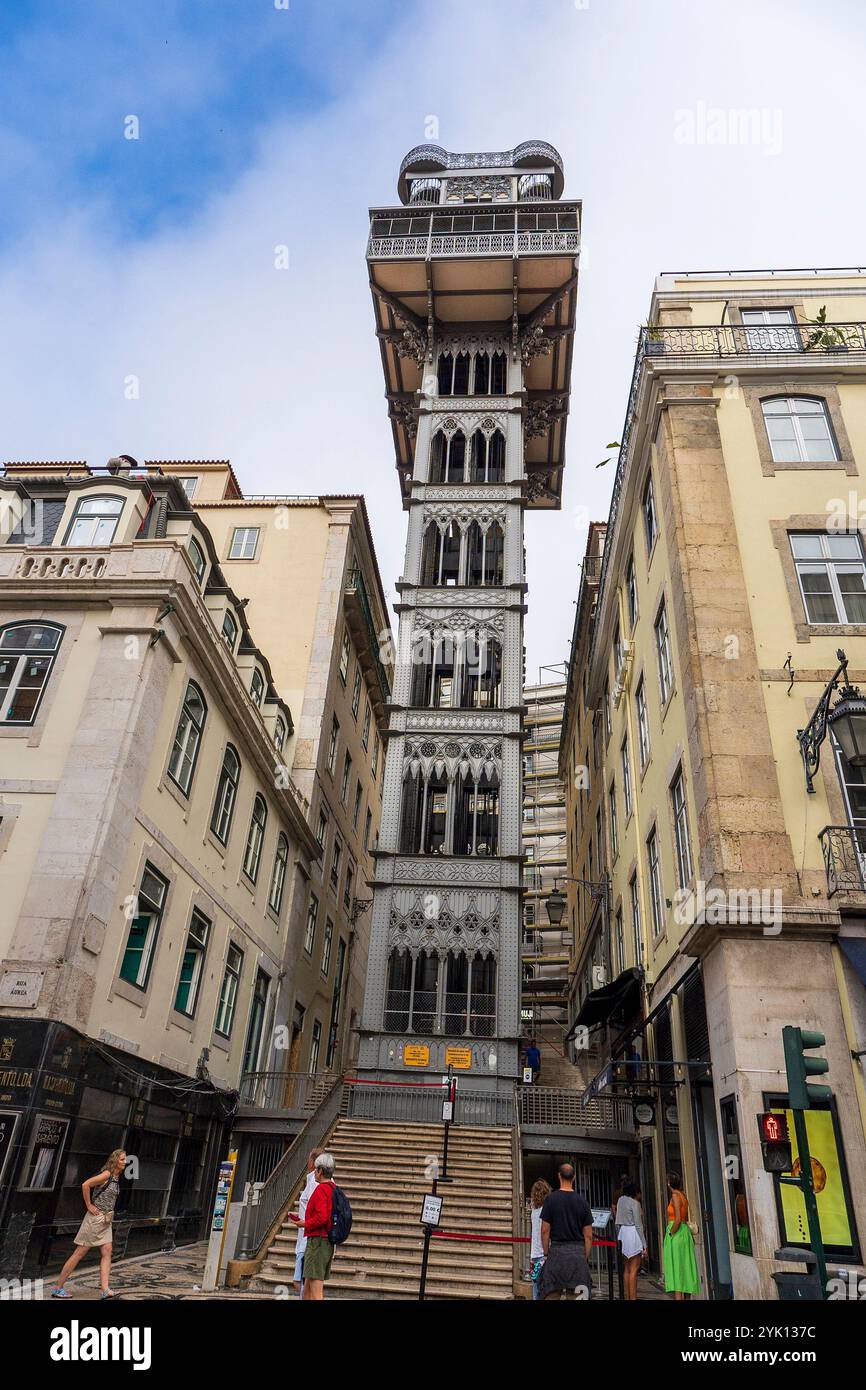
[840,937,866,989]
[568,967,642,1035]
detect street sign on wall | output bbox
[404,1045,430,1066]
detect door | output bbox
[691,1080,733,1299]
[242,969,270,1076]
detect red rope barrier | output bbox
[430,1230,617,1248]
[343,1077,445,1089]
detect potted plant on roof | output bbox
[802,305,853,353]
[645,322,666,357]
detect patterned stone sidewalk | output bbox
[47,1241,276,1301]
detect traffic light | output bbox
[782,1026,831,1110]
[757,1111,793,1173]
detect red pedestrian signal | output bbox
[757,1112,792,1173]
[758,1112,789,1144]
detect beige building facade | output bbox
[562,273,866,1298]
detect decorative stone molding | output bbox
[433,334,509,359]
[414,588,510,606]
[393,308,428,366]
[524,470,558,503]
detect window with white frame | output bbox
[371,734,380,777]
[64,495,124,546]
[177,476,199,500]
[636,676,650,768]
[188,536,206,584]
[317,808,328,848]
[762,397,838,464]
[0,622,63,726]
[242,793,268,883]
[330,836,342,888]
[321,917,334,977]
[671,767,693,890]
[304,894,319,953]
[608,782,618,860]
[221,609,238,652]
[215,943,244,1037]
[269,833,289,916]
[621,735,633,820]
[351,666,362,719]
[327,716,339,774]
[250,668,265,708]
[741,307,799,351]
[626,555,638,630]
[344,860,355,912]
[352,780,363,830]
[614,907,625,976]
[210,744,240,844]
[361,701,371,750]
[655,601,673,704]
[309,1019,322,1073]
[167,680,206,794]
[339,628,350,684]
[646,827,664,937]
[274,716,287,754]
[642,474,657,554]
[228,526,260,560]
[120,864,167,989]
[175,909,209,1017]
[341,750,352,804]
[791,532,866,624]
[630,872,643,966]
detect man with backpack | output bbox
[288,1152,351,1300]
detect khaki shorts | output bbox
[303,1236,333,1281]
[74,1211,113,1247]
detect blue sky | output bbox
[1,0,865,672]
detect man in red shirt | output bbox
[289,1152,335,1299]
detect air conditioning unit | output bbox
[592,964,608,991]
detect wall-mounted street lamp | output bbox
[797,648,866,793]
[544,876,608,926]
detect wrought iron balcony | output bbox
[367,204,580,261]
[819,824,866,895]
[638,322,866,357]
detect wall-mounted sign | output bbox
[633,1099,656,1127]
[665,1104,679,1127]
[0,971,43,1009]
[404,1045,430,1067]
[445,1047,472,1070]
[522,1067,534,1084]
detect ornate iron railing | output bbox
[516,1085,634,1132]
[237,1069,335,1112]
[819,824,866,895]
[367,230,580,260]
[346,565,391,699]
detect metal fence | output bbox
[237,1070,335,1112]
[345,1080,513,1128]
[820,824,866,895]
[517,1085,633,1133]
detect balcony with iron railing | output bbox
[237,1070,337,1116]
[367,204,580,261]
[345,565,391,706]
[819,824,866,895]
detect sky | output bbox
[1,0,865,678]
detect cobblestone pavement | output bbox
[45,1241,275,1301]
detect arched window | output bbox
[243,793,268,883]
[221,609,238,652]
[462,633,502,709]
[453,768,499,856]
[470,430,505,482]
[437,352,454,396]
[472,352,490,395]
[167,680,207,794]
[211,744,240,844]
[400,768,449,855]
[0,622,64,726]
[188,536,206,585]
[437,351,470,396]
[64,495,124,546]
[410,632,456,709]
[490,351,507,395]
[430,430,466,483]
[250,668,265,707]
[274,716,287,754]
[762,396,838,464]
[269,832,289,915]
[411,630,501,710]
[420,521,461,586]
[466,521,504,586]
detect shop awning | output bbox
[840,937,866,989]
[567,967,642,1036]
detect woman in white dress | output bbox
[614,1180,647,1301]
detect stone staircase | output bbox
[256,1118,515,1300]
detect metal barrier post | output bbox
[440,1067,456,1183]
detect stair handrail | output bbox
[511,1081,526,1294]
[236,1073,345,1261]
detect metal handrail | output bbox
[237,1069,336,1111]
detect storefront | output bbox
[0,1019,233,1279]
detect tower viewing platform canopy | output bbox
[366,141,580,508]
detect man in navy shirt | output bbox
[525,1038,542,1082]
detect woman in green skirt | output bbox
[663,1171,700,1299]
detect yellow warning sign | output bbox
[404,1045,430,1066]
[445,1047,472,1070]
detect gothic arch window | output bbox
[384,950,439,1033]
[472,352,490,395]
[462,632,502,709]
[420,520,461,586]
[466,520,504,586]
[470,429,505,482]
[430,429,466,483]
[410,630,501,710]
[437,350,470,396]
[410,632,456,709]
[400,767,449,855]
[490,351,507,395]
[453,768,499,857]
[167,680,207,795]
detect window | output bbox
[762,397,837,464]
[210,744,240,844]
[371,735,380,778]
[228,526,260,560]
[120,864,167,989]
[655,601,673,704]
[636,677,650,768]
[177,476,199,500]
[221,609,238,652]
[614,907,625,976]
[167,680,206,794]
[351,666,362,719]
[720,1096,753,1257]
[344,860,355,912]
[304,894,319,953]
[741,307,798,352]
[626,555,638,630]
[215,943,244,1037]
[361,701,371,750]
[671,767,693,889]
[352,780,363,830]
[339,628,350,684]
[327,716,339,774]
[603,679,611,740]
[340,750,352,805]
[64,495,124,546]
[621,736,633,820]
[317,808,328,848]
[188,536,206,584]
[274,716,287,754]
[268,832,289,915]
[0,622,63,725]
[242,968,270,1073]
[630,872,643,966]
[250,668,265,707]
[309,1019,322,1074]
[642,474,657,554]
[175,910,210,1016]
[321,918,334,977]
[330,836,342,888]
[608,782,619,860]
[791,533,866,624]
[646,828,664,937]
[243,793,268,883]
[364,808,372,851]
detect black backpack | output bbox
[328,1183,353,1245]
